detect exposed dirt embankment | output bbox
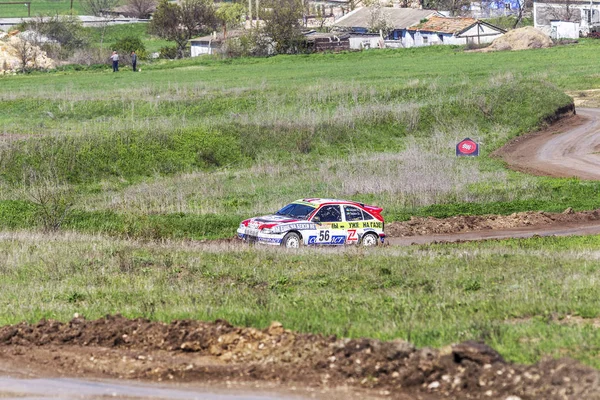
[1,316,600,400]
[387,208,600,237]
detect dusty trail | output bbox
[495,108,600,179]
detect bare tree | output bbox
[21,171,75,232]
[368,3,392,37]
[544,0,580,22]
[124,0,156,19]
[80,0,119,16]
[10,36,40,72]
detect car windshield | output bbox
[275,203,316,219]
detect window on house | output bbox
[585,9,592,24]
[423,36,428,44]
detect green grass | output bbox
[2,233,600,368]
[3,39,600,372]
[85,23,171,53]
[4,42,600,237]
[0,0,83,18]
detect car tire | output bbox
[361,232,379,247]
[281,232,302,248]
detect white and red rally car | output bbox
[237,198,385,248]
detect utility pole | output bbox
[256,0,259,26]
[248,0,252,27]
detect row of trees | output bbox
[149,0,306,57]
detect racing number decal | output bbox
[318,230,330,242]
[347,229,358,241]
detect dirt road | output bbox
[495,107,600,180]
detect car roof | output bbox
[293,198,364,207]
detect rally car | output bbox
[237,198,385,248]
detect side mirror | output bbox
[312,215,321,225]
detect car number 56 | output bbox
[318,230,330,242]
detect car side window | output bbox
[344,206,363,221]
[362,210,374,220]
[314,205,342,223]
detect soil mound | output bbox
[2,316,600,399]
[0,31,55,74]
[485,26,553,51]
[387,208,600,237]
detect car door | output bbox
[343,205,364,243]
[310,205,346,245]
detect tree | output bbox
[261,0,303,54]
[80,0,119,16]
[368,3,392,37]
[124,0,156,19]
[543,0,579,23]
[149,0,216,58]
[216,3,245,39]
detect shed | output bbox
[404,16,505,47]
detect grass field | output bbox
[2,38,600,369]
[2,231,600,368]
[0,41,599,238]
[85,23,171,53]
[0,0,85,18]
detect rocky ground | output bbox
[1,316,600,400]
[386,208,600,238]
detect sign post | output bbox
[456,138,479,156]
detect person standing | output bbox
[131,51,137,72]
[110,51,119,72]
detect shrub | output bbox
[159,45,178,59]
[111,36,147,56]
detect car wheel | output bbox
[361,232,378,247]
[282,232,301,248]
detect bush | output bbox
[159,45,178,59]
[22,14,89,60]
[111,36,146,55]
[0,127,247,184]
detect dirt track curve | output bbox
[495,107,600,180]
[386,107,600,246]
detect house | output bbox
[333,6,442,42]
[533,0,597,37]
[190,33,225,57]
[403,16,505,47]
[190,31,247,57]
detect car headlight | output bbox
[261,228,273,234]
[239,223,245,229]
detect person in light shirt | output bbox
[110,51,119,72]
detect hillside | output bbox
[2,43,599,239]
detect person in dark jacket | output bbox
[131,51,137,72]
[110,51,119,72]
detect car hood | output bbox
[246,215,305,226]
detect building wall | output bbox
[550,20,581,38]
[402,31,461,47]
[190,42,215,57]
[534,1,597,35]
[458,24,504,44]
[348,35,383,50]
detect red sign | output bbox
[456,138,479,156]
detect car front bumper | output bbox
[237,228,283,246]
